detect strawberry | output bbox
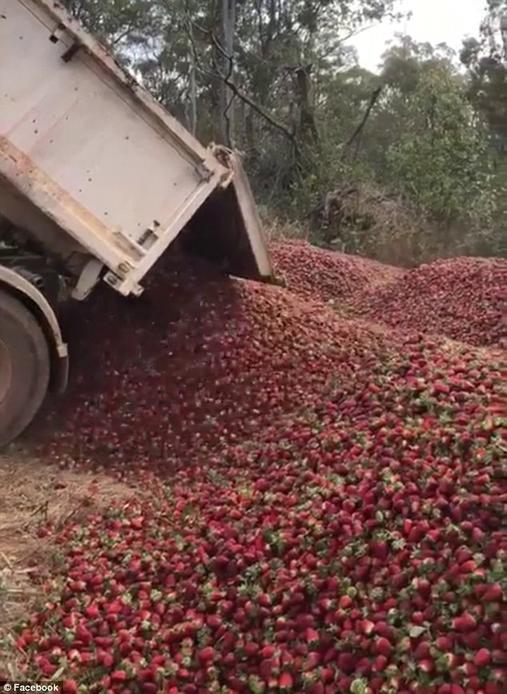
[279,671,294,690]
[374,637,393,657]
[474,648,492,667]
[452,612,477,632]
[197,646,215,664]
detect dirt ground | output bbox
[0,445,134,677]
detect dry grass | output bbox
[261,213,309,243]
[0,446,134,677]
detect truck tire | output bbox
[0,290,50,446]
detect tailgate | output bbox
[227,152,273,280]
[183,150,274,281]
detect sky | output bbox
[348,0,487,72]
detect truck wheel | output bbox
[0,290,50,446]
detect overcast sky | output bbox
[347,0,486,72]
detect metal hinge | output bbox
[195,162,214,182]
[61,41,81,62]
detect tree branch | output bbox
[110,25,135,48]
[343,86,382,159]
[337,22,380,46]
[193,23,297,145]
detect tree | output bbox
[63,1,399,152]
[381,34,456,94]
[61,2,502,261]
[461,1,507,144]
[460,0,507,254]
[386,64,494,229]
[63,0,160,53]
[219,0,237,145]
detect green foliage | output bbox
[381,34,455,94]
[459,0,507,253]
[385,65,495,228]
[288,38,498,261]
[64,0,159,49]
[460,0,507,140]
[62,1,504,263]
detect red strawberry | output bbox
[452,612,477,632]
[482,584,503,602]
[474,648,492,667]
[279,671,294,690]
[198,646,215,664]
[306,628,320,646]
[374,637,392,657]
[373,655,388,672]
[260,645,276,659]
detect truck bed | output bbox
[0,0,272,297]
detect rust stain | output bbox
[0,135,142,260]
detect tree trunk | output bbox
[220,0,236,146]
[294,65,318,145]
[188,20,198,136]
[245,107,256,153]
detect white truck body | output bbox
[0,0,272,298]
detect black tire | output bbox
[0,290,50,446]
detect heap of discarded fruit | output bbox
[17,244,506,693]
[272,242,506,348]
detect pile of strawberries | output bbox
[39,254,388,475]
[25,334,505,693]
[272,243,506,348]
[358,258,507,348]
[271,241,402,304]
[20,243,505,693]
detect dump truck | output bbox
[0,0,273,445]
